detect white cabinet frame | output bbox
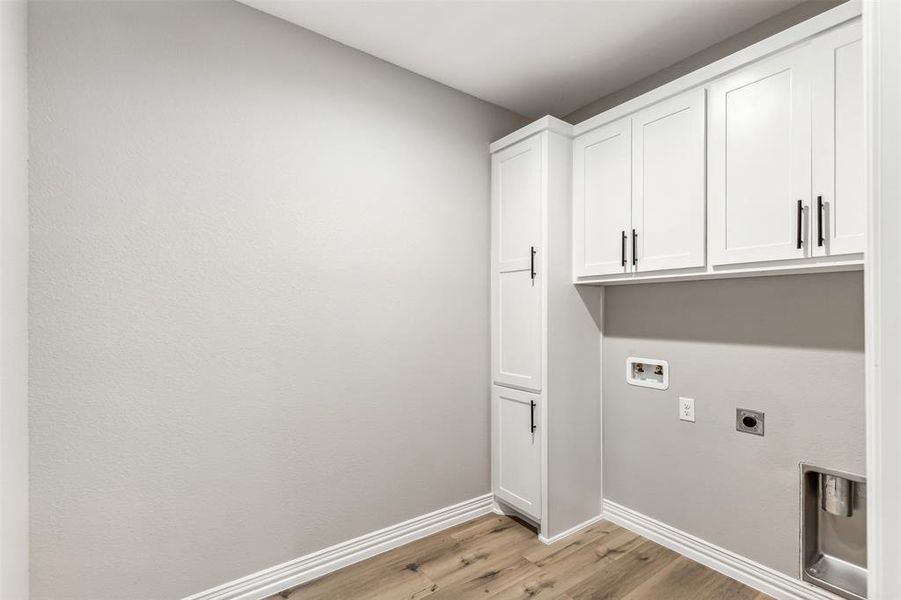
[864,0,901,596]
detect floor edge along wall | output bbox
[182,495,494,600]
[183,491,846,600]
[602,500,843,600]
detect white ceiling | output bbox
[240,0,805,118]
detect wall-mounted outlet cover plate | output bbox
[679,397,695,422]
[626,357,669,390]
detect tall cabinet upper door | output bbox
[573,118,632,277]
[811,21,865,257]
[708,47,812,266]
[492,136,542,393]
[631,88,707,272]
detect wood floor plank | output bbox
[425,556,540,600]
[445,514,509,541]
[620,556,768,600]
[522,521,622,568]
[359,571,439,600]
[562,539,681,600]
[278,559,431,600]
[419,533,542,588]
[271,514,769,600]
[449,514,537,545]
[278,532,456,599]
[490,528,644,600]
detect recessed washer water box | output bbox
[801,464,867,600]
[625,357,668,390]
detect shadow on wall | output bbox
[603,271,864,351]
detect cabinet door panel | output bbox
[709,48,811,265]
[632,88,706,272]
[492,386,540,519]
[573,119,631,277]
[492,136,543,392]
[495,269,541,391]
[812,21,865,256]
[494,136,541,270]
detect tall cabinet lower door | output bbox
[492,386,541,519]
[491,136,543,393]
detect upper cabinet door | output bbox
[708,47,812,266]
[573,118,632,277]
[811,21,865,257]
[491,136,543,393]
[494,136,542,271]
[631,88,707,272]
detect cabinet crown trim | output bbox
[490,115,573,154]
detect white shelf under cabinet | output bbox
[574,254,863,286]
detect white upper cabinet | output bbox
[573,118,631,277]
[708,46,812,266]
[491,135,542,392]
[811,21,865,257]
[573,89,706,278]
[570,9,862,283]
[632,88,707,272]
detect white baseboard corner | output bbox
[601,500,844,600]
[183,493,494,600]
[491,498,506,515]
[538,513,605,545]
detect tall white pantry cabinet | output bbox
[490,118,603,540]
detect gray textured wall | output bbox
[1,1,29,599]
[28,2,525,598]
[602,272,865,577]
[565,0,843,124]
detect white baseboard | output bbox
[184,494,494,600]
[602,500,843,600]
[538,513,605,545]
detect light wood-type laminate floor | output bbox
[268,514,773,600]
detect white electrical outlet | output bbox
[679,397,695,422]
